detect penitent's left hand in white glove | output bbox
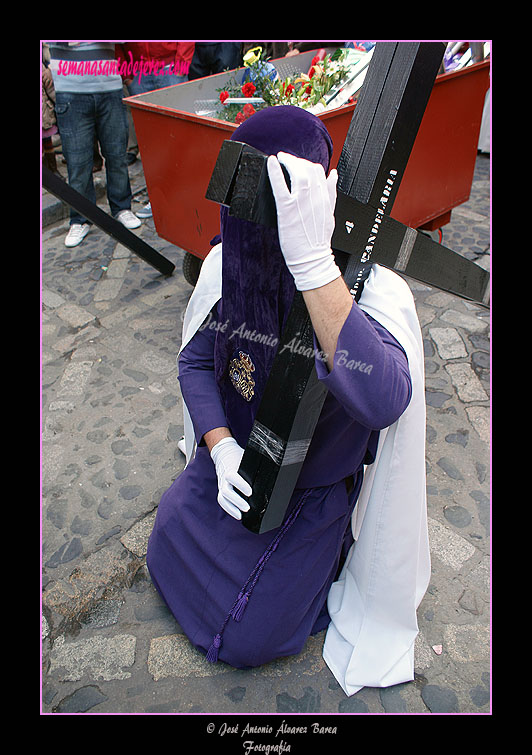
[210,436,252,520]
[267,151,341,291]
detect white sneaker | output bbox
[177,436,186,455]
[65,223,90,247]
[116,209,141,229]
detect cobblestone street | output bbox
[41,149,490,717]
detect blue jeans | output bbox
[128,65,187,95]
[55,90,132,226]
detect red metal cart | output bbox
[125,50,490,284]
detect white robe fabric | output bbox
[177,244,429,696]
[323,263,429,696]
[178,244,224,466]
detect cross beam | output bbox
[206,142,489,308]
[206,42,489,533]
[42,166,175,277]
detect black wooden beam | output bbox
[331,191,490,306]
[42,166,175,276]
[207,144,490,308]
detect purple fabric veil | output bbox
[213,105,334,447]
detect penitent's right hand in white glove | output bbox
[267,151,341,291]
[210,436,252,520]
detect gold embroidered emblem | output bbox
[229,351,255,401]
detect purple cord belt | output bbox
[205,489,311,663]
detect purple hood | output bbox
[213,105,334,446]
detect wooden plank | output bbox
[42,166,175,277]
[332,190,490,306]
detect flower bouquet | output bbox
[213,46,361,124]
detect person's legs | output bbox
[94,90,133,218]
[188,43,242,80]
[187,44,215,80]
[54,92,96,227]
[212,43,242,72]
[127,68,187,219]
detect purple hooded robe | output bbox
[146,106,412,667]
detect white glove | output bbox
[267,151,341,291]
[210,436,252,520]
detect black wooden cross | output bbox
[206,42,490,533]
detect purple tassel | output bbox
[206,633,222,663]
[204,492,310,665]
[231,591,249,622]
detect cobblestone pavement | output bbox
[41,151,490,717]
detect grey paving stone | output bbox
[49,634,136,681]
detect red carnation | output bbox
[234,111,246,124]
[243,103,256,118]
[242,81,256,97]
[285,84,295,95]
[219,90,229,104]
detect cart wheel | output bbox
[182,252,203,286]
